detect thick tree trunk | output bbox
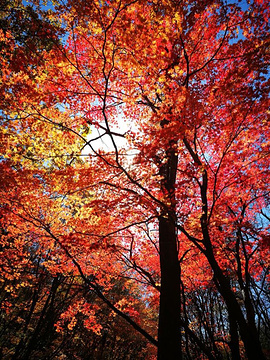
[158,144,182,360]
[158,215,182,360]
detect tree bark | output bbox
[158,215,182,360]
[158,144,182,360]
[228,312,241,360]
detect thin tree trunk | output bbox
[228,312,241,360]
[207,249,266,360]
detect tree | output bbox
[1,0,269,359]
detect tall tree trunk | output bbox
[158,215,181,360]
[190,141,266,360]
[158,144,182,360]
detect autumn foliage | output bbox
[0,0,269,359]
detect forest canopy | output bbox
[0,0,269,359]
